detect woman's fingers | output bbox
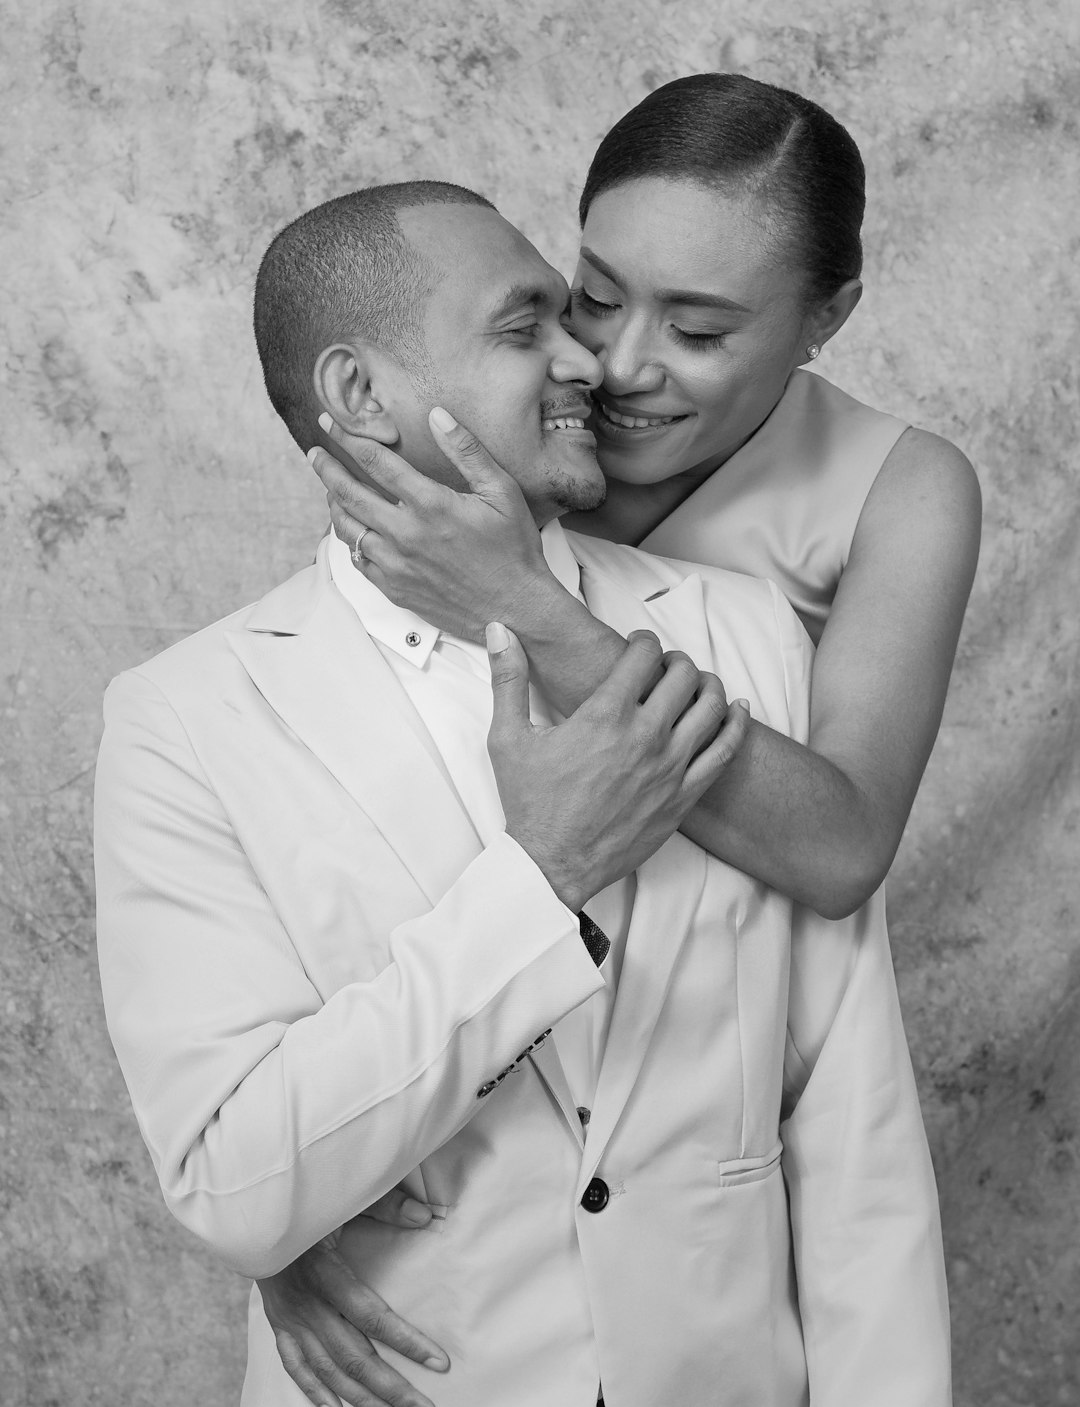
[427,406,520,499]
[309,448,396,532]
[292,1322,422,1407]
[275,1329,345,1407]
[313,1247,450,1372]
[333,1290,450,1373]
[316,413,434,508]
[359,1187,433,1229]
[327,493,376,566]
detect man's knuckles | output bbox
[625,630,664,665]
[660,654,700,695]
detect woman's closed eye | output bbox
[670,326,729,350]
[571,286,618,317]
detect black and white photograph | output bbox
[2,2,1076,1404]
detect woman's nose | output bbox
[597,325,664,394]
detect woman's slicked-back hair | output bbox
[579,73,866,303]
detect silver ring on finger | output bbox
[351,525,371,566]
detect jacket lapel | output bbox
[581,836,708,1178]
[575,548,716,666]
[530,1041,588,1149]
[570,550,716,1175]
[226,548,483,908]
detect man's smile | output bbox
[540,395,595,437]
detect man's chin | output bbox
[549,463,607,516]
[567,480,607,514]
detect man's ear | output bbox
[313,343,400,447]
[804,278,863,357]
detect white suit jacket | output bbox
[94,531,950,1407]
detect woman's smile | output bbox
[592,395,690,443]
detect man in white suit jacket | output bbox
[94,183,950,1407]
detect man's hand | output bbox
[258,1220,449,1407]
[309,408,550,643]
[486,624,749,911]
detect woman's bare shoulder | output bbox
[858,425,982,548]
[876,425,981,498]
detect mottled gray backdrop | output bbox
[2,1,1077,1403]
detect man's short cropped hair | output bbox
[253,180,495,450]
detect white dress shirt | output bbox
[327,523,634,1112]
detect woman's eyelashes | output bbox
[670,327,728,350]
[572,287,728,352]
[571,286,617,317]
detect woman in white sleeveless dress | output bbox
[263,74,980,1404]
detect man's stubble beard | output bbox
[547,452,608,516]
[414,366,608,520]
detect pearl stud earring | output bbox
[806,344,820,360]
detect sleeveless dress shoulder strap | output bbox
[639,371,909,640]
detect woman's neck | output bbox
[567,384,795,546]
[564,452,723,546]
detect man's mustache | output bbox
[540,393,593,419]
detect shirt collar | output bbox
[327,519,583,666]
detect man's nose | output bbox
[597,322,664,395]
[549,326,604,390]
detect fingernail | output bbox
[317,411,333,433]
[305,447,319,465]
[486,622,509,653]
[402,1197,432,1226]
[734,698,750,710]
[424,1353,449,1371]
[429,405,457,432]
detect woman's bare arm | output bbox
[682,430,981,914]
[313,414,980,918]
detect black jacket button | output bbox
[581,1177,609,1212]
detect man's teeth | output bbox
[601,406,678,429]
[541,416,586,431]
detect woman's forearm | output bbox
[680,723,894,918]
[506,573,629,716]
[505,581,893,918]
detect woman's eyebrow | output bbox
[579,247,750,314]
[655,287,751,314]
[578,248,623,285]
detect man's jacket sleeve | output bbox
[94,669,603,1279]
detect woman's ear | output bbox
[806,278,863,355]
[314,343,400,447]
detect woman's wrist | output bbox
[497,567,582,650]
[497,573,626,718]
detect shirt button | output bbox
[476,1080,498,1098]
[405,631,422,647]
[580,1176,609,1213]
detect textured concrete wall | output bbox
[2,2,1077,1402]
